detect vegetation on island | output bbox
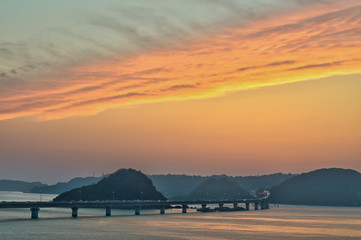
[174,177,253,200]
[148,173,295,198]
[29,176,104,194]
[270,168,361,206]
[0,180,46,192]
[2,167,361,207]
[53,168,166,201]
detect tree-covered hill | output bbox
[29,176,104,194]
[0,180,46,192]
[148,173,295,198]
[54,169,166,201]
[175,177,253,200]
[270,168,361,206]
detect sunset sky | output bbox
[1,0,360,183]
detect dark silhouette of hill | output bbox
[148,173,295,198]
[148,174,207,198]
[29,176,104,194]
[231,173,296,193]
[1,172,294,196]
[0,180,46,192]
[174,177,253,200]
[54,169,166,201]
[270,168,361,206]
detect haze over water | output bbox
[0,192,360,240]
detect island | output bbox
[54,168,166,201]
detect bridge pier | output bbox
[135,206,140,215]
[71,207,79,218]
[261,201,265,210]
[160,206,165,214]
[233,202,238,208]
[218,203,224,209]
[182,204,187,213]
[254,202,259,210]
[30,207,39,219]
[201,203,207,212]
[245,202,250,211]
[106,206,111,216]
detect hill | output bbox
[270,168,361,206]
[0,180,47,192]
[148,174,207,198]
[54,168,166,201]
[1,172,294,196]
[175,177,253,200]
[148,173,294,198]
[231,173,296,193]
[29,176,104,194]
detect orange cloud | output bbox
[1,4,360,120]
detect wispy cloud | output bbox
[161,84,197,92]
[288,61,345,71]
[0,1,360,120]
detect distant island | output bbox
[270,168,361,206]
[0,180,46,192]
[1,172,296,198]
[2,167,361,207]
[29,176,105,194]
[148,173,295,198]
[230,173,296,194]
[174,177,253,200]
[54,168,166,201]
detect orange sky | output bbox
[0,1,360,182]
[1,3,360,121]
[1,74,360,182]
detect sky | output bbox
[0,0,360,183]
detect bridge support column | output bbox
[160,206,165,214]
[71,207,79,218]
[106,206,111,216]
[254,202,259,210]
[30,207,39,219]
[201,203,207,212]
[233,202,238,209]
[182,204,187,213]
[218,203,224,209]
[245,202,250,211]
[135,206,140,215]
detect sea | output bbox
[0,191,360,240]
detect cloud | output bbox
[0,1,360,120]
[266,60,297,67]
[50,92,148,112]
[0,48,13,57]
[161,84,197,92]
[289,61,345,71]
[135,67,170,75]
[234,60,297,73]
[88,15,155,49]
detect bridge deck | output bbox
[0,198,269,219]
[0,198,268,209]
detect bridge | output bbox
[0,197,269,219]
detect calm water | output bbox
[0,192,360,240]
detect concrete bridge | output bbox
[0,197,269,219]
